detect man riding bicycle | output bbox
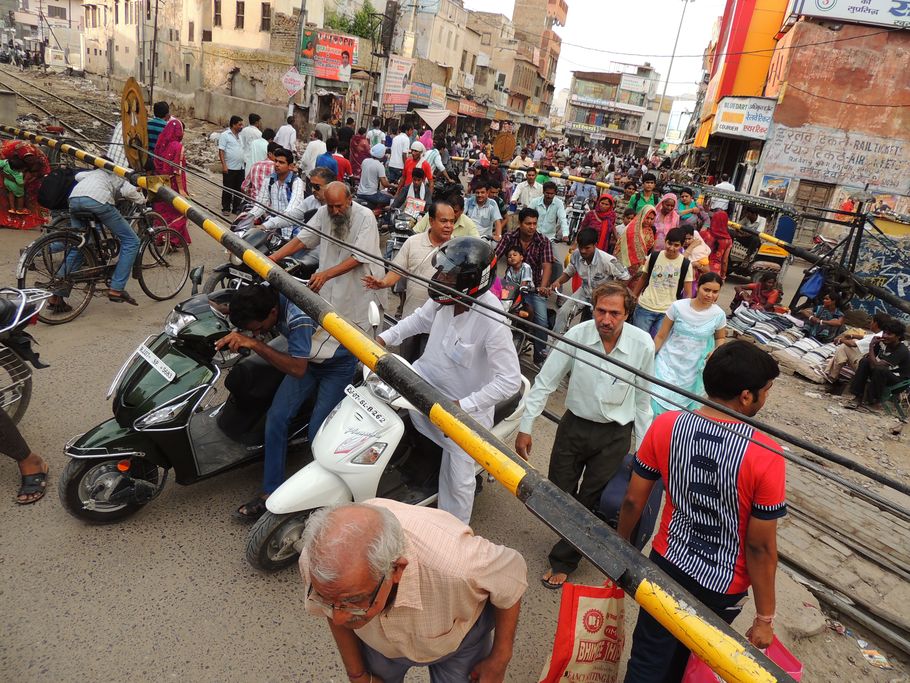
[48,169,146,312]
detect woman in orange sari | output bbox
[615,204,657,279]
[702,210,732,279]
[152,118,191,245]
[0,140,50,230]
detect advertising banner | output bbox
[281,67,306,97]
[382,55,415,114]
[761,123,910,194]
[711,96,775,140]
[298,29,358,83]
[620,74,648,94]
[430,83,447,107]
[409,82,432,106]
[792,0,910,29]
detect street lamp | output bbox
[647,0,693,157]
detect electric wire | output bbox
[123,138,910,505]
[786,83,910,108]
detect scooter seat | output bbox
[0,298,16,329]
[493,385,524,424]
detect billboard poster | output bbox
[792,0,910,29]
[382,55,415,114]
[298,29,358,83]
[430,83,447,107]
[758,175,791,201]
[620,74,648,94]
[409,82,432,106]
[711,97,775,140]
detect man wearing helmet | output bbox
[377,235,522,524]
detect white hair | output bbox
[303,503,405,584]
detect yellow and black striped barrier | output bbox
[4,125,793,683]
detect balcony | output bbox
[546,0,568,27]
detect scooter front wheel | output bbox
[246,510,312,572]
[59,457,162,524]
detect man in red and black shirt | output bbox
[619,340,786,682]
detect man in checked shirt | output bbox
[300,500,527,683]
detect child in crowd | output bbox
[504,245,533,286]
[1,156,27,214]
[614,207,636,245]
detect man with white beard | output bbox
[270,181,383,332]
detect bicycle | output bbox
[16,205,190,324]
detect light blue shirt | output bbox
[528,195,569,240]
[218,128,244,170]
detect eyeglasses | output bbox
[306,575,386,617]
[311,183,325,190]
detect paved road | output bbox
[0,192,814,681]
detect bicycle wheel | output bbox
[17,232,97,324]
[135,228,190,300]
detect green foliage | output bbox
[324,0,375,40]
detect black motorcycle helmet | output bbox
[429,237,496,306]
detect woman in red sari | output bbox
[152,118,191,245]
[348,127,371,179]
[0,140,50,230]
[579,193,617,252]
[614,204,657,279]
[702,210,732,279]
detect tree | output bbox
[324,0,375,40]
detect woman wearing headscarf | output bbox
[702,210,732,279]
[152,118,191,245]
[652,192,680,251]
[348,126,371,178]
[579,193,617,252]
[615,204,657,279]
[0,140,50,230]
[419,128,434,150]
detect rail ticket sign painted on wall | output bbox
[761,123,910,195]
[298,29,358,83]
[711,97,776,140]
[791,0,910,29]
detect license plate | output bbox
[137,344,176,382]
[228,268,253,282]
[345,385,387,425]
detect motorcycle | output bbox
[566,196,589,244]
[727,224,791,282]
[809,234,840,259]
[59,289,327,523]
[245,348,531,571]
[0,288,51,423]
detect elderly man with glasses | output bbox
[299,500,527,683]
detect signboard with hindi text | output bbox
[761,123,910,194]
[790,0,910,29]
[382,55,415,114]
[298,30,358,82]
[711,96,776,140]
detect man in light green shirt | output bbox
[413,194,479,238]
[515,282,654,588]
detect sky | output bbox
[461,0,728,99]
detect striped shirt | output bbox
[70,169,145,206]
[147,117,167,153]
[634,411,787,594]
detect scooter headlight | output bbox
[134,397,193,429]
[164,310,197,337]
[364,373,400,403]
[351,442,387,465]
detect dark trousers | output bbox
[851,357,901,404]
[548,411,632,574]
[222,169,245,212]
[625,551,747,683]
[0,409,30,461]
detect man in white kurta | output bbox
[378,288,521,523]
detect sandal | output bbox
[233,495,268,522]
[108,290,139,306]
[17,468,48,505]
[48,300,73,314]
[541,570,569,590]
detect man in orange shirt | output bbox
[300,500,527,683]
[402,141,434,197]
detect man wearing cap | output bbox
[402,141,434,198]
[356,144,393,206]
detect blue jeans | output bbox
[262,350,358,494]
[632,306,665,338]
[356,191,392,206]
[526,292,549,356]
[60,196,140,294]
[386,166,403,184]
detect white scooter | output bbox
[245,308,530,571]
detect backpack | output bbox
[268,175,294,203]
[645,250,691,300]
[38,167,78,210]
[628,192,656,214]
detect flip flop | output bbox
[16,469,48,505]
[108,290,139,306]
[233,496,268,522]
[541,570,569,590]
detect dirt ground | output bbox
[2,67,909,681]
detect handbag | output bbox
[681,636,802,682]
[538,581,625,683]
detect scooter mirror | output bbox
[189,266,204,295]
[368,301,381,331]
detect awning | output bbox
[694,117,713,149]
[414,107,454,131]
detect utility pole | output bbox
[149,0,159,103]
[647,0,691,157]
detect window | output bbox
[47,5,66,19]
[125,45,130,53]
[481,32,491,46]
[188,21,194,41]
[260,2,270,31]
[185,63,190,82]
[235,1,244,28]
[202,29,212,41]
[213,0,221,26]
[114,0,119,23]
